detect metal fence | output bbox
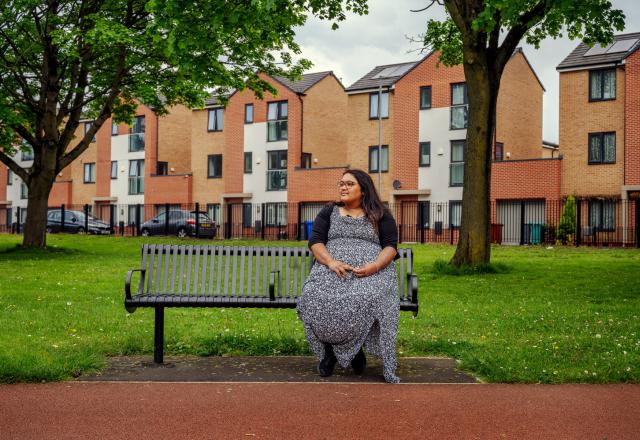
[1,199,638,247]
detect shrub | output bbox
[556,195,576,245]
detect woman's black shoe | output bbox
[351,348,366,374]
[318,344,337,377]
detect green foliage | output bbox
[557,195,577,245]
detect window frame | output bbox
[266,150,287,191]
[589,69,616,102]
[450,83,468,130]
[449,200,462,229]
[111,121,119,136]
[207,108,224,132]
[244,152,252,174]
[449,140,465,187]
[84,121,96,143]
[156,161,168,176]
[21,146,34,162]
[7,169,13,185]
[244,104,254,124]
[494,142,504,161]
[419,142,431,167]
[419,86,432,110]
[267,101,288,142]
[588,132,616,164]
[242,203,252,228]
[368,145,389,173]
[265,202,288,227]
[20,182,28,199]
[417,201,430,230]
[369,91,389,120]
[207,154,223,178]
[301,152,312,169]
[83,162,96,184]
[206,203,221,225]
[128,159,144,195]
[110,161,118,179]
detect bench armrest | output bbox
[125,269,146,300]
[407,273,418,315]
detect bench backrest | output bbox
[138,244,414,302]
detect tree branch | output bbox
[0,148,30,183]
[496,1,549,68]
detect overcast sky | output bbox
[295,0,639,143]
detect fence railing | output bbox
[1,199,638,247]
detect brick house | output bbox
[557,32,640,244]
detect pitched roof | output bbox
[345,61,420,92]
[556,32,640,71]
[273,71,334,94]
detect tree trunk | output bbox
[451,58,499,267]
[22,171,56,248]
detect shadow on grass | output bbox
[431,259,512,276]
[0,243,85,260]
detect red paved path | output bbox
[2,382,639,439]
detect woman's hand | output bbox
[352,262,379,278]
[327,259,353,278]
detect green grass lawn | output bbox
[0,234,638,384]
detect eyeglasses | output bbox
[337,180,357,188]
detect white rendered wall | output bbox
[6,152,32,222]
[242,122,287,204]
[417,107,465,205]
[110,133,145,205]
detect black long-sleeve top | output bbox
[308,204,399,258]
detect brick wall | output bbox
[496,51,544,160]
[0,166,7,202]
[158,104,192,174]
[48,181,73,206]
[71,124,99,206]
[144,174,193,205]
[345,92,394,201]
[288,167,347,203]
[491,158,562,200]
[625,49,640,186]
[559,68,625,196]
[301,74,349,167]
[190,108,225,204]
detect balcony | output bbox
[266,170,287,191]
[128,176,144,195]
[129,133,145,152]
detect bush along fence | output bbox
[1,198,638,247]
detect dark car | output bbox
[140,210,216,238]
[46,209,111,234]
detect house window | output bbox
[244,152,252,174]
[20,182,28,199]
[369,145,389,173]
[265,202,288,226]
[494,142,504,161]
[111,121,118,136]
[156,161,168,175]
[207,154,223,178]
[21,145,34,161]
[369,91,389,119]
[84,121,96,142]
[128,159,144,195]
[450,140,465,186]
[7,169,13,185]
[419,142,430,167]
[267,101,288,141]
[127,205,139,225]
[588,200,616,232]
[588,132,616,164]
[83,163,96,183]
[420,86,432,109]
[242,203,252,228]
[208,108,224,132]
[266,150,287,191]
[450,201,462,228]
[111,161,118,179]
[245,104,254,124]
[206,204,221,225]
[589,69,616,101]
[301,152,312,169]
[450,83,468,129]
[129,116,145,152]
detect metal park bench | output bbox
[125,244,419,363]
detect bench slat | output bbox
[223,246,231,296]
[291,247,298,298]
[398,248,405,300]
[177,245,185,294]
[239,247,246,297]
[146,244,156,294]
[231,245,238,297]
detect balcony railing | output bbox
[266,170,287,191]
[128,176,144,195]
[129,133,145,152]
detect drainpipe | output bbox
[298,93,304,166]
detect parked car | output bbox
[46,209,111,234]
[140,210,216,238]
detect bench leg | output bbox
[154,307,164,364]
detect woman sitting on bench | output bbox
[297,168,401,383]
